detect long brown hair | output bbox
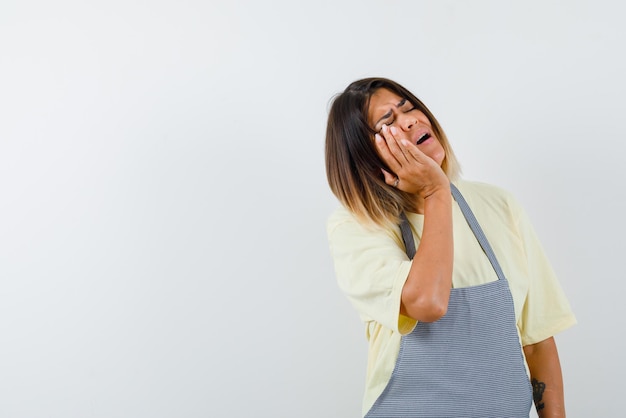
[325,77,460,228]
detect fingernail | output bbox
[401,139,410,146]
[390,126,398,135]
[381,124,387,132]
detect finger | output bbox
[375,133,402,172]
[400,139,430,164]
[381,125,410,164]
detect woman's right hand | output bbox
[375,124,454,322]
[375,124,449,200]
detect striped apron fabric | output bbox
[365,184,532,417]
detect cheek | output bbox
[417,111,431,125]
[432,141,446,166]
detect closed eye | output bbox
[401,101,415,113]
[378,119,394,133]
[375,99,414,132]
[376,111,394,132]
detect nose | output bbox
[399,113,418,131]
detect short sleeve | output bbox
[327,208,417,335]
[514,201,577,345]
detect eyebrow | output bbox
[374,98,407,128]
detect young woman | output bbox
[325,77,576,417]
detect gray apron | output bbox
[365,184,532,417]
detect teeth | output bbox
[416,133,430,144]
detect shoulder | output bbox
[327,205,402,248]
[326,206,356,238]
[327,205,387,235]
[454,179,515,201]
[453,179,524,216]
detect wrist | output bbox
[418,185,451,214]
[423,183,451,200]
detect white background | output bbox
[1,1,624,417]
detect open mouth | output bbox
[416,133,431,145]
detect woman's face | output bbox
[367,88,446,166]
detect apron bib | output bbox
[365,184,532,417]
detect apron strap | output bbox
[398,183,507,282]
[399,212,416,259]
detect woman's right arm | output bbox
[376,126,453,322]
[400,187,453,322]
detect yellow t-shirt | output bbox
[326,180,576,416]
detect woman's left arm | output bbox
[523,337,566,418]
